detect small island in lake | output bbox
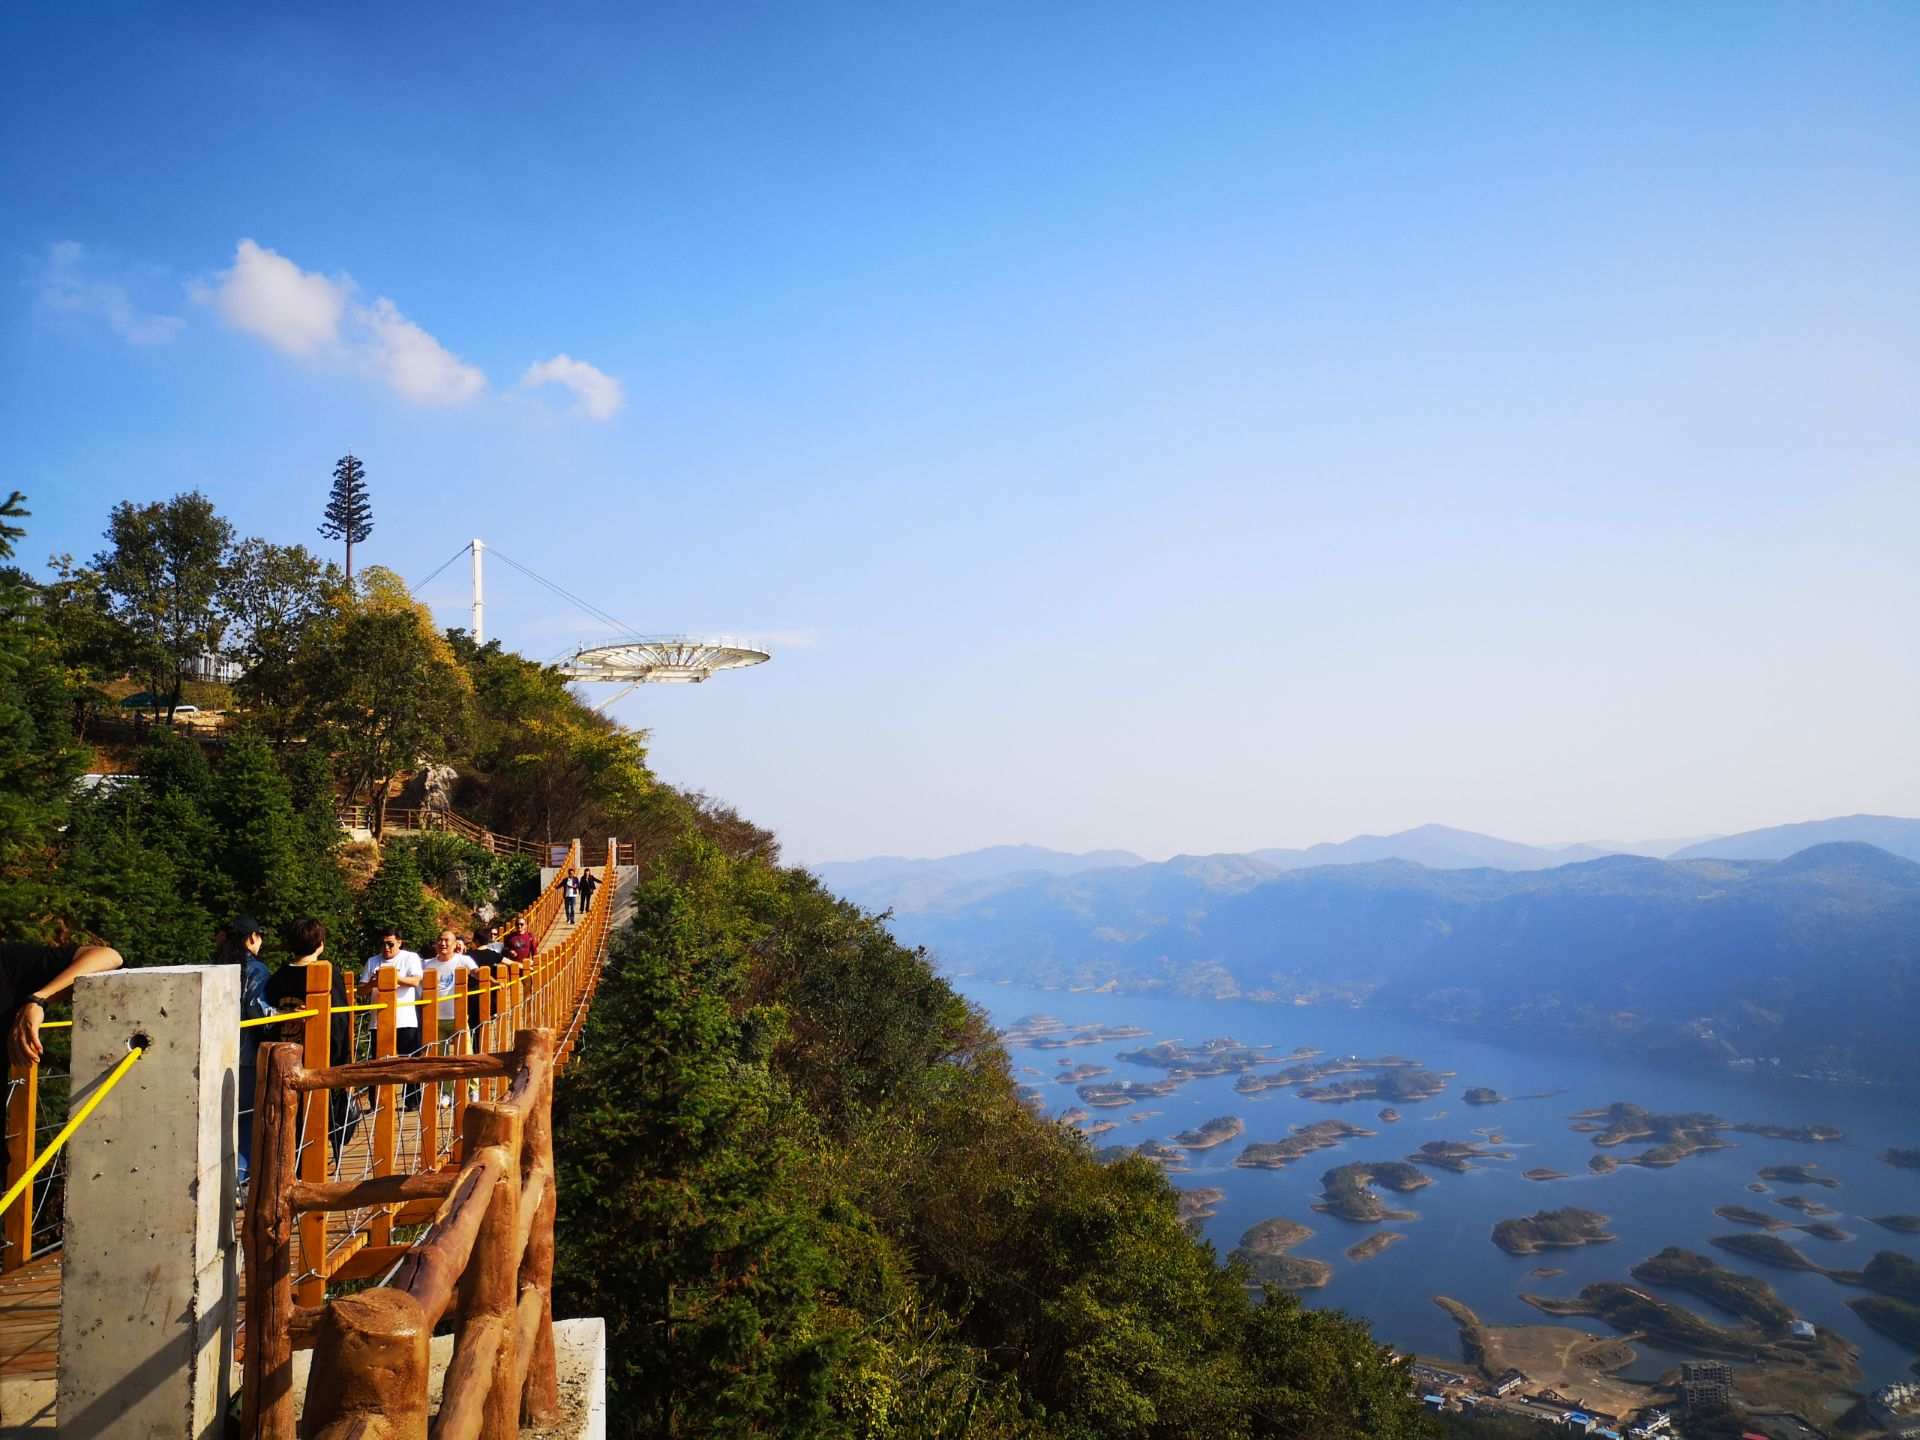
[1172,1115,1244,1150]
[1774,1194,1836,1217]
[1568,1102,1731,1168]
[1530,1267,1565,1278]
[1732,1122,1843,1143]
[1377,1107,1400,1123]
[1118,1037,1278,1078]
[1757,1164,1840,1188]
[1870,1215,1920,1236]
[1176,1186,1224,1226]
[1882,1147,1920,1171]
[1078,1078,1180,1108]
[1631,1247,1796,1330]
[1492,1207,1615,1255]
[1524,1168,1569,1182]
[1715,1204,1789,1230]
[1849,1296,1920,1350]
[1710,1232,1822,1272]
[1234,1120,1375,1169]
[1588,1155,1618,1175]
[1346,1232,1405,1262]
[1054,1063,1109,1084]
[1314,1161,1429,1223]
[1231,1217,1331,1290]
[1796,1222,1851,1243]
[1408,1139,1510,1173]
[1463,1087,1504,1105]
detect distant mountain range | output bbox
[811,844,1143,916]
[811,816,1920,1085]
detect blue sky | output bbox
[5,3,1917,863]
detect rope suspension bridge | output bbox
[1,833,635,1437]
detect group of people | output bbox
[6,863,598,1190]
[228,910,542,1178]
[561,865,598,924]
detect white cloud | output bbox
[193,239,486,407]
[520,353,624,421]
[195,238,348,356]
[359,297,486,407]
[41,242,184,345]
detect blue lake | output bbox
[952,978,1920,1391]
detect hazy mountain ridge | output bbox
[1670,814,1920,864]
[872,838,1920,1084]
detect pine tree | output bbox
[317,453,374,578]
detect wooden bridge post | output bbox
[243,1041,301,1440]
[518,1030,560,1423]
[2,1052,37,1269]
[371,967,398,1249]
[419,970,440,1168]
[302,1288,431,1440]
[454,1100,522,1440]
[295,961,334,1310]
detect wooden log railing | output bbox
[245,1031,560,1439]
[240,837,617,1435]
[3,839,600,1277]
[336,803,555,860]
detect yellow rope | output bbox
[0,1046,145,1219]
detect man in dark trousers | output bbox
[579,868,600,915]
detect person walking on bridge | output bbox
[0,932,122,1196]
[579,867,599,915]
[562,867,580,925]
[362,927,425,1111]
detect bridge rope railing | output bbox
[0,835,604,1275]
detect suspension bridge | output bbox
[1,833,633,1437]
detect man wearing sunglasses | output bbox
[361,926,426,1111]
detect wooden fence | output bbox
[245,1030,560,1439]
[240,839,615,1434]
[337,804,556,860]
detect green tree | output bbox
[91,490,234,721]
[356,842,435,955]
[299,567,470,828]
[224,537,341,744]
[0,493,89,938]
[317,452,374,579]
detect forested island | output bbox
[1492,1208,1615,1255]
[1314,1161,1430,1223]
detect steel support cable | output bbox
[483,545,644,638]
[0,1045,144,1219]
[409,542,474,595]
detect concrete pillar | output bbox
[56,965,239,1439]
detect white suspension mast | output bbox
[471,539,485,644]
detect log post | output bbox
[518,1030,560,1423]
[419,969,440,1168]
[243,1040,302,1440]
[296,961,334,1310]
[2,1053,37,1269]
[453,1100,522,1440]
[301,1288,431,1440]
[371,967,398,1249]
[452,967,472,1161]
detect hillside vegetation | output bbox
[11,488,1434,1438]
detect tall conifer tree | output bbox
[318,453,373,578]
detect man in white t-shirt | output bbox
[362,926,426,1110]
[426,927,479,1024]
